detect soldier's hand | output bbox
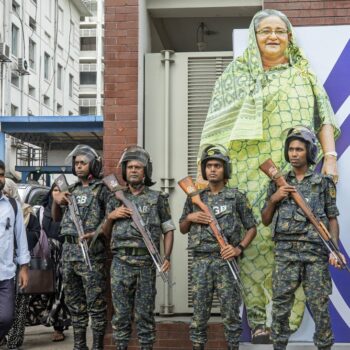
[53,190,71,205]
[80,231,95,243]
[271,185,296,203]
[329,252,346,269]
[221,244,240,260]
[161,258,171,272]
[108,206,133,220]
[187,212,212,225]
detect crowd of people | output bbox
[0,8,346,350]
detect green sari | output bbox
[200,12,339,330]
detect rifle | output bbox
[178,176,245,294]
[55,174,92,271]
[259,158,350,272]
[102,174,174,286]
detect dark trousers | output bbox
[0,278,15,338]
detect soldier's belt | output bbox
[117,247,149,256]
[65,235,79,244]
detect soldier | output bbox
[261,126,346,350]
[52,145,109,350]
[179,145,257,350]
[103,146,175,350]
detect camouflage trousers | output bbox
[111,256,156,346]
[62,259,107,334]
[271,241,334,349]
[190,254,242,345]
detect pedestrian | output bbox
[0,161,30,341]
[261,126,346,350]
[52,145,109,350]
[179,145,257,350]
[104,145,175,350]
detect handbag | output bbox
[17,208,55,295]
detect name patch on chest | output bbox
[76,195,88,205]
[138,205,149,213]
[212,205,227,215]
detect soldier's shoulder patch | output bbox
[329,186,336,198]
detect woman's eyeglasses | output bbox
[256,29,289,37]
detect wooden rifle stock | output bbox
[259,159,349,272]
[178,176,245,293]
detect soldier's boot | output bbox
[92,332,105,350]
[140,345,153,350]
[227,344,239,350]
[73,328,89,350]
[116,343,128,350]
[192,343,205,350]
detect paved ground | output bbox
[0,325,349,350]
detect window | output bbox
[57,103,62,114]
[11,104,18,116]
[58,7,64,32]
[29,39,36,70]
[28,84,36,97]
[57,64,62,89]
[80,106,96,115]
[12,0,20,13]
[80,72,97,85]
[68,110,73,116]
[29,16,36,31]
[69,74,73,97]
[70,21,75,44]
[11,24,19,57]
[11,72,19,87]
[43,95,50,106]
[44,52,50,80]
[80,37,96,51]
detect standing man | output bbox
[52,145,109,350]
[179,145,257,350]
[104,146,175,350]
[261,127,345,350]
[0,160,30,339]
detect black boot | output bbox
[140,345,153,350]
[227,344,239,350]
[193,343,204,350]
[92,332,105,350]
[73,328,88,350]
[116,344,128,350]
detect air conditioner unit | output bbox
[17,58,30,75]
[0,43,11,62]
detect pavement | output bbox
[0,325,349,350]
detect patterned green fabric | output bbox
[199,10,339,330]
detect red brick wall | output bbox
[104,0,139,176]
[264,0,350,26]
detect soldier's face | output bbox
[205,159,225,183]
[74,155,90,179]
[0,168,5,192]
[288,140,308,168]
[126,160,145,185]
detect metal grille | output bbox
[187,55,232,308]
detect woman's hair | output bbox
[253,9,291,32]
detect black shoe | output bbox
[73,329,89,350]
[193,344,205,350]
[228,344,239,350]
[251,325,271,344]
[92,332,104,350]
[116,344,127,350]
[140,345,153,350]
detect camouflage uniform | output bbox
[108,187,175,347]
[179,186,256,346]
[263,170,339,350]
[60,179,109,336]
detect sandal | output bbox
[251,325,271,344]
[51,330,65,342]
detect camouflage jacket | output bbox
[264,169,339,243]
[60,179,109,261]
[107,186,175,252]
[179,186,256,253]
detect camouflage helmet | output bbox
[65,144,102,178]
[200,144,231,180]
[119,145,155,186]
[284,126,318,164]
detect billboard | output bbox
[233,25,350,342]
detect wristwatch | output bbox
[237,244,245,253]
[324,151,337,158]
[164,256,171,262]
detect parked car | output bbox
[17,183,50,208]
